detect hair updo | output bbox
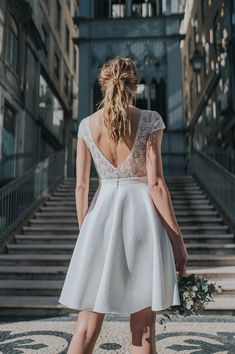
[97,56,139,144]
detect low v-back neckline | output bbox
[87,110,143,170]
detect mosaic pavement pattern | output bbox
[0,315,234,353]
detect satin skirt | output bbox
[58,176,181,315]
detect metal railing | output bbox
[0,149,65,242]
[189,149,235,226]
[204,150,235,175]
[0,152,45,185]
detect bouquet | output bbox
[158,270,217,326]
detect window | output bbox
[204,42,210,75]
[6,13,19,73]
[94,0,109,18]
[65,25,70,54]
[194,17,200,44]
[190,81,193,109]
[42,25,49,57]
[64,73,69,96]
[188,37,192,60]
[73,47,77,72]
[2,102,16,160]
[55,0,61,32]
[214,14,222,53]
[196,73,201,94]
[136,80,148,109]
[132,0,162,17]
[112,0,125,18]
[183,56,187,81]
[39,75,64,144]
[54,52,60,79]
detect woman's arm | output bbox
[146,128,188,276]
[75,137,91,230]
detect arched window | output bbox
[158,78,167,121]
[112,0,126,18]
[150,79,157,110]
[94,0,109,18]
[136,79,148,109]
[132,0,162,17]
[93,79,102,112]
[6,13,19,73]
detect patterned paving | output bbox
[0,315,234,353]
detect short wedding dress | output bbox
[58,109,181,315]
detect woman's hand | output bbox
[171,237,188,278]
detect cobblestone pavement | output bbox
[0,314,235,353]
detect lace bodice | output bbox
[77,109,166,179]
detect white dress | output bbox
[58,109,181,315]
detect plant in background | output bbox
[158,273,217,326]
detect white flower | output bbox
[191,291,196,298]
[186,300,194,310]
[202,284,208,292]
[192,286,197,291]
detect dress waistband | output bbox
[99,176,148,185]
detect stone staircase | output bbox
[0,175,234,317]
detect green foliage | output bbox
[158,273,217,326]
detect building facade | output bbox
[180,0,235,174]
[0,0,79,185]
[75,0,187,177]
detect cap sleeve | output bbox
[150,111,166,134]
[77,119,85,139]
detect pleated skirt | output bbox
[58,176,181,315]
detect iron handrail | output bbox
[189,149,235,226]
[0,149,65,242]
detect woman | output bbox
[59,56,188,353]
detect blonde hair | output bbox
[97,56,139,144]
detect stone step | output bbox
[202,297,235,315]
[173,205,214,210]
[7,242,235,255]
[0,296,70,317]
[1,254,235,267]
[14,234,234,245]
[22,226,78,235]
[187,255,235,266]
[7,244,74,254]
[0,254,71,266]
[29,219,78,226]
[183,234,234,243]
[28,217,224,225]
[15,235,77,244]
[177,216,223,223]
[213,280,235,296]
[171,195,207,200]
[0,265,233,281]
[0,266,68,280]
[168,186,201,191]
[180,225,229,234]
[175,210,218,216]
[40,206,76,212]
[35,210,220,218]
[188,266,235,279]
[44,201,77,206]
[172,199,210,204]
[186,243,235,255]
[0,280,63,296]
[35,212,77,218]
